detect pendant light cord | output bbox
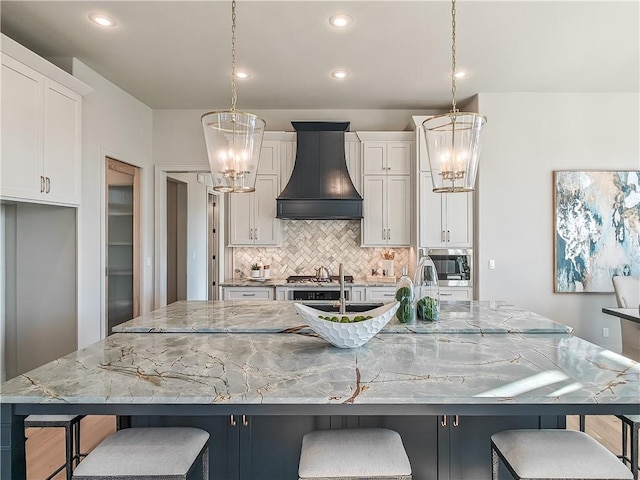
[230,0,238,112]
[450,0,458,114]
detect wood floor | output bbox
[25,414,633,479]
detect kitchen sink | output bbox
[300,302,384,313]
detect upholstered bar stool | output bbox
[491,429,633,480]
[298,428,412,480]
[25,414,85,480]
[72,427,209,480]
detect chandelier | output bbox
[423,0,486,193]
[201,0,265,193]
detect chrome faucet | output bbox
[339,263,346,315]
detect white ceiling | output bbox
[1,1,638,110]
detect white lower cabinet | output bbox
[362,175,411,246]
[439,287,471,301]
[365,286,397,302]
[222,287,274,301]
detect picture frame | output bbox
[553,170,640,293]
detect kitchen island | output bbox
[1,301,638,480]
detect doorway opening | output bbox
[105,158,140,335]
[166,177,187,304]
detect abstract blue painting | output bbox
[554,170,640,292]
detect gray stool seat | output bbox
[25,414,85,480]
[72,427,209,480]
[298,428,412,480]
[491,429,633,480]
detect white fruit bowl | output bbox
[295,302,400,348]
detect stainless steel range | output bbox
[286,275,354,301]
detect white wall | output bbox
[476,92,640,351]
[72,59,153,348]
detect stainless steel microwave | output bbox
[420,248,472,287]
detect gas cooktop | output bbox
[286,275,354,284]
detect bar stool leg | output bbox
[579,415,586,432]
[64,423,73,480]
[632,421,638,480]
[202,444,210,479]
[491,447,499,480]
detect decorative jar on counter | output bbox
[395,267,415,323]
[414,255,440,321]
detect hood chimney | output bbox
[276,122,363,220]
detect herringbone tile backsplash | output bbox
[233,220,410,279]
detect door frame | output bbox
[154,165,226,309]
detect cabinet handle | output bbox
[242,293,256,297]
[242,415,249,427]
[441,293,453,297]
[249,229,253,240]
[230,415,237,427]
[441,416,447,427]
[453,415,459,427]
[382,229,386,240]
[46,177,51,193]
[40,176,45,193]
[441,230,445,242]
[387,229,390,240]
[447,230,450,242]
[383,293,395,297]
[254,227,259,240]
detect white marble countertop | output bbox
[1,331,637,407]
[112,300,573,334]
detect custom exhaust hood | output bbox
[276,122,363,220]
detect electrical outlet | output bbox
[489,259,496,270]
[602,327,610,338]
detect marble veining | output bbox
[1,332,637,405]
[112,300,573,334]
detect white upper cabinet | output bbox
[1,39,89,206]
[362,141,412,175]
[362,175,411,247]
[228,141,282,247]
[419,172,473,248]
[360,132,413,247]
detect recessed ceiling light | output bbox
[454,71,466,78]
[235,70,251,79]
[329,14,352,28]
[89,13,116,27]
[331,70,349,79]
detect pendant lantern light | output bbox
[202,0,265,193]
[423,0,486,193]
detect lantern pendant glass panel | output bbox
[422,112,486,193]
[201,111,266,193]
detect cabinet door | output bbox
[1,56,43,201]
[386,176,411,246]
[445,191,473,247]
[439,287,471,301]
[280,139,296,191]
[362,176,387,246]
[386,141,412,174]
[229,190,255,246]
[253,175,280,246]
[257,141,280,175]
[43,79,81,205]
[239,416,319,480]
[223,287,274,300]
[419,173,446,247]
[446,416,548,480]
[365,287,397,302]
[362,142,387,174]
